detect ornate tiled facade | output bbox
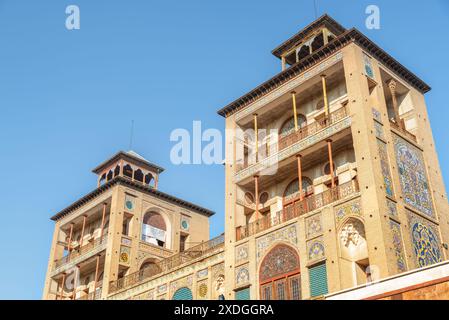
[377,139,395,198]
[235,264,250,286]
[235,243,249,264]
[389,219,407,272]
[307,237,325,262]
[394,135,434,218]
[305,213,323,239]
[259,244,300,283]
[335,199,362,226]
[256,224,298,262]
[386,199,398,218]
[407,211,442,268]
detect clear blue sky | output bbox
[0,0,448,299]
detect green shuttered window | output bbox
[309,263,328,297]
[172,287,193,300]
[235,288,250,300]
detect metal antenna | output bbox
[129,120,134,150]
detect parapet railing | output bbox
[109,234,225,294]
[53,234,108,270]
[236,179,359,241]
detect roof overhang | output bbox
[92,151,165,175]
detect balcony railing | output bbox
[278,106,348,150]
[389,119,417,143]
[109,234,225,294]
[75,285,102,300]
[235,106,348,172]
[236,179,359,241]
[53,234,108,270]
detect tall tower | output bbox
[42,150,214,300]
[218,15,449,300]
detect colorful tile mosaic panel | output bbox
[256,224,298,262]
[394,135,434,218]
[259,244,300,283]
[377,139,395,197]
[374,122,385,140]
[389,220,407,272]
[197,268,208,279]
[372,108,382,123]
[335,199,362,225]
[235,264,250,286]
[363,52,374,78]
[235,243,249,264]
[307,237,325,262]
[197,280,208,300]
[407,211,442,268]
[306,213,323,239]
[386,199,398,218]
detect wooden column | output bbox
[281,56,286,71]
[100,203,107,242]
[79,215,87,249]
[67,223,74,253]
[58,273,66,300]
[254,175,260,220]
[327,139,335,188]
[296,155,304,201]
[321,75,329,117]
[154,174,159,189]
[388,79,401,128]
[72,266,80,300]
[119,160,124,176]
[92,255,101,300]
[253,114,258,163]
[291,91,298,131]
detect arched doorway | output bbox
[142,212,167,247]
[259,244,301,300]
[172,287,193,300]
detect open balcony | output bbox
[236,178,359,241]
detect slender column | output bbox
[296,155,304,201]
[119,160,124,176]
[79,215,87,249]
[154,174,159,189]
[58,273,66,300]
[281,56,286,71]
[327,139,335,188]
[253,114,258,162]
[254,175,260,220]
[92,255,101,300]
[67,223,74,253]
[388,79,401,128]
[291,91,298,131]
[72,265,80,300]
[100,203,107,242]
[323,28,329,45]
[321,75,329,117]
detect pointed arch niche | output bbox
[258,244,301,300]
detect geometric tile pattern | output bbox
[335,199,362,226]
[394,135,434,218]
[256,224,298,262]
[307,237,325,262]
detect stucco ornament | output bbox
[340,222,363,248]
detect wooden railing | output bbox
[389,119,417,143]
[278,106,348,150]
[235,106,348,172]
[53,235,108,270]
[109,234,225,294]
[236,179,359,241]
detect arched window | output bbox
[134,169,144,182]
[144,173,153,185]
[279,114,307,138]
[142,212,167,247]
[311,33,324,52]
[259,244,301,300]
[113,165,120,177]
[172,287,193,300]
[106,170,113,181]
[297,45,310,61]
[123,164,133,179]
[283,177,313,201]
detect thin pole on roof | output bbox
[129,119,134,150]
[314,0,318,19]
